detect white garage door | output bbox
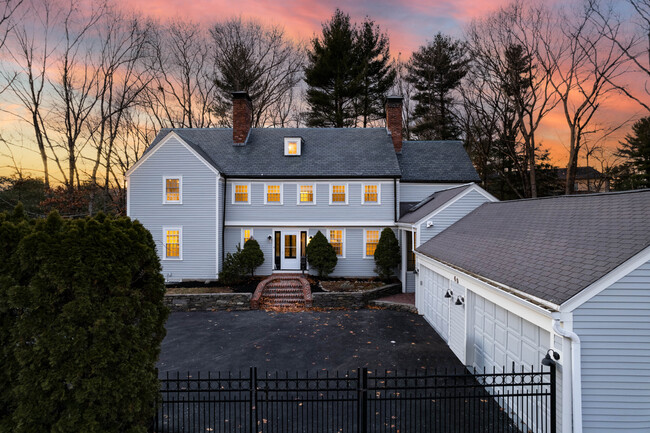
[469,292,549,372]
[419,267,450,342]
[448,281,466,362]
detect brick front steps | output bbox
[251,274,312,309]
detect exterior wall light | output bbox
[455,296,465,306]
[267,235,272,241]
[542,349,560,366]
[444,289,453,298]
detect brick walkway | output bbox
[251,274,312,309]
[369,292,416,313]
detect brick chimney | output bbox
[232,91,252,145]
[385,96,403,153]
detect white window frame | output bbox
[284,137,302,156]
[163,176,183,204]
[327,228,346,258]
[329,183,348,205]
[361,183,381,205]
[241,228,254,246]
[162,226,183,260]
[264,183,283,205]
[297,183,316,205]
[363,228,381,259]
[232,182,251,204]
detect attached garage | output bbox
[414,190,650,433]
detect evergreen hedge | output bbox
[306,230,337,277]
[0,206,168,433]
[374,228,401,280]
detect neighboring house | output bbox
[556,167,610,193]
[126,92,480,283]
[413,190,650,433]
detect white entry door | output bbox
[280,231,300,270]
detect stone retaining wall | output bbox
[164,293,251,312]
[312,283,401,309]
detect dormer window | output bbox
[284,137,301,156]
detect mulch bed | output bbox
[307,277,390,293]
[165,277,264,295]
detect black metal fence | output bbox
[151,363,555,433]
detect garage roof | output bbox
[417,189,650,305]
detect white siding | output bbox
[400,183,464,202]
[448,281,466,361]
[573,260,650,433]
[225,181,395,223]
[128,137,218,281]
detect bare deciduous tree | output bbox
[466,0,559,197]
[538,0,628,194]
[210,17,304,127]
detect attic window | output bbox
[284,137,301,156]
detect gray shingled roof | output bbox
[149,128,402,178]
[417,190,650,305]
[398,141,480,182]
[399,184,473,224]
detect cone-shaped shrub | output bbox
[374,228,401,280]
[0,208,168,433]
[306,230,337,277]
[241,238,265,276]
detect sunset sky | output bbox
[0,0,646,178]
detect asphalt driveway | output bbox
[158,309,464,373]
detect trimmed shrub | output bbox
[219,245,246,285]
[241,238,265,276]
[374,228,401,280]
[306,230,337,277]
[0,208,168,433]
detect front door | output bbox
[280,231,300,270]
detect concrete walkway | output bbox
[369,292,417,313]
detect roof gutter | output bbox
[552,315,582,433]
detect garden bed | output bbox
[165,277,263,294]
[307,276,394,293]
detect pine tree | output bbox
[617,117,650,189]
[406,33,469,140]
[354,18,396,127]
[305,9,361,127]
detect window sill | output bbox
[163,201,183,205]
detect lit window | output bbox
[300,185,313,203]
[164,177,181,203]
[329,230,343,256]
[243,229,252,244]
[364,185,378,203]
[234,184,248,203]
[365,230,379,256]
[266,185,281,203]
[331,185,346,203]
[284,137,302,156]
[165,229,181,259]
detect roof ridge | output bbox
[488,188,650,204]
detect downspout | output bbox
[393,177,398,222]
[552,316,583,433]
[221,175,227,276]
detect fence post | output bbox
[358,367,368,433]
[550,363,556,433]
[250,367,257,433]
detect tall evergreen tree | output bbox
[305,10,395,127]
[305,9,361,127]
[617,117,650,189]
[406,33,469,140]
[354,18,396,127]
